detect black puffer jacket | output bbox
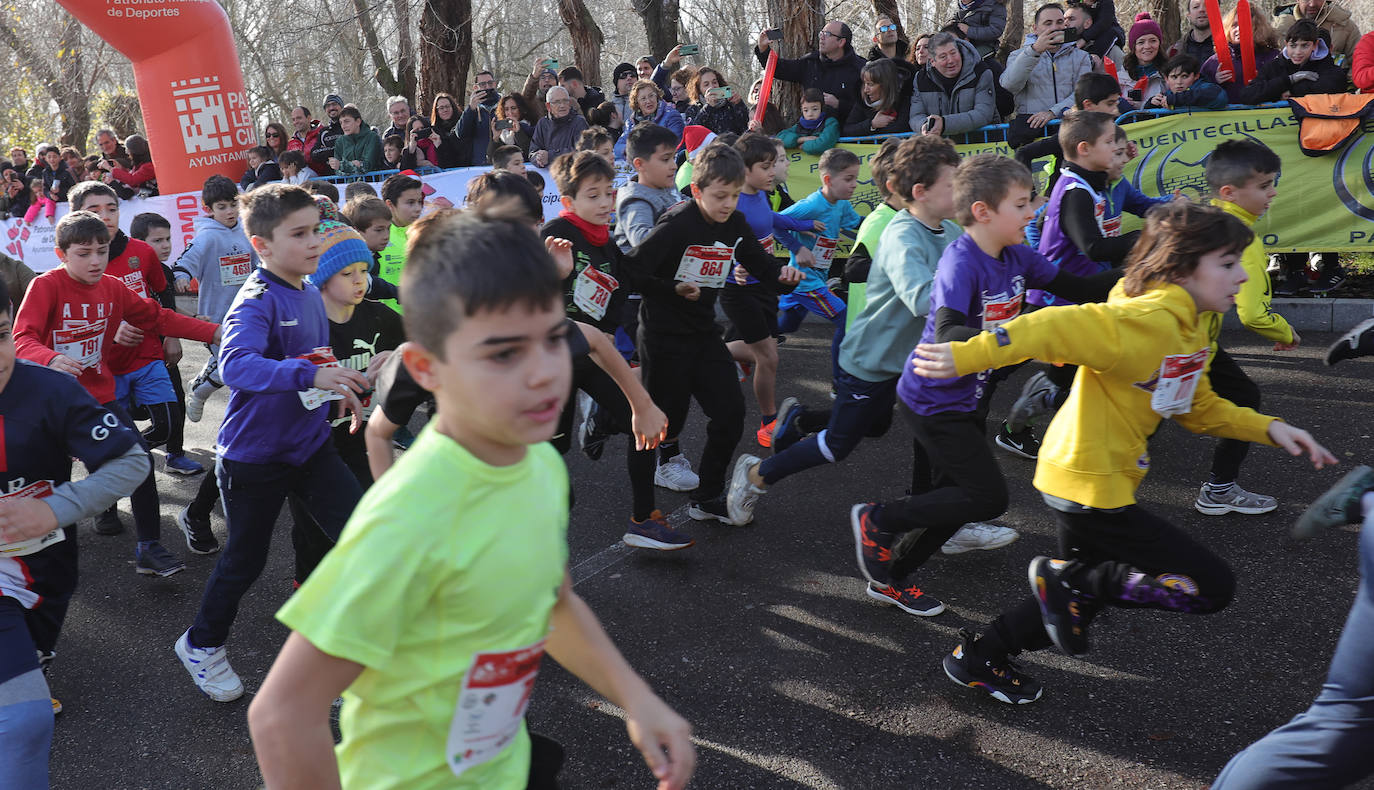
[754,45,869,122]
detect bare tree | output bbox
[419,0,473,111]
[633,0,681,60]
[559,0,606,85]
[764,0,824,126]
[998,0,1024,62]
[394,0,418,104]
[1146,0,1181,50]
[0,11,92,146]
[353,0,413,101]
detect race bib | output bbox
[296,347,346,411]
[571,267,618,322]
[446,640,546,778]
[121,271,148,298]
[1102,215,1122,238]
[981,293,1024,330]
[53,320,106,370]
[0,481,63,558]
[1150,350,1209,417]
[218,253,253,287]
[675,243,733,289]
[814,236,838,266]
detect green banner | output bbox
[783,107,1373,253]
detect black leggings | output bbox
[554,354,656,520]
[1207,347,1260,484]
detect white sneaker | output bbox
[654,454,699,492]
[726,454,765,525]
[184,391,207,423]
[941,523,1020,555]
[175,629,244,702]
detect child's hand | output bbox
[163,337,183,366]
[795,247,817,268]
[797,135,817,144]
[1215,68,1234,84]
[1274,329,1301,351]
[674,282,701,301]
[630,402,668,451]
[1267,421,1337,470]
[911,342,958,378]
[1149,94,1169,108]
[365,349,394,383]
[48,354,83,376]
[777,266,803,287]
[0,498,57,545]
[314,365,369,398]
[810,220,825,233]
[544,236,576,279]
[622,691,696,790]
[1126,140,1138,160]
[114,321,145,347]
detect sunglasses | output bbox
[877,24,897,33]
[265,132,281,138]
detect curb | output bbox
[1222,298,1374,333]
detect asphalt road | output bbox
[47,323,1374,790]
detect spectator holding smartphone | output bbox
[755,22,868,122]
[488,93,535,162]
[428,93,464,168]
[457,70,501,167]
[683,68,749,135]
[402,116,439,169]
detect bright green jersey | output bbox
[377,223,407,314]
[278,428,570,789]
[845,203,898,329]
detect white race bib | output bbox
[1150,350,1209,417]
[981,293,1024,331]
[218,253,253,287]
[813,236,838,266]
[675,243,733,289]
[446,640,546,778]
[0,481,63,558]
[121,271,148,298]
[296,347,346,410]
[53,320,106,370]
[571,267,618,321]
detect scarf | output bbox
[558,209,609,247]
[798,114,824,132]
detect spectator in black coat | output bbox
[754,21,869,122]
[842,57,914,136]
[456,70,502,166]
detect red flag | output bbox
[1103,55,1120,82]
[1236,0,1258,84]
[1204,0,1235,80]
[754,49,778,126]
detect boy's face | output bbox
[563,175,615,226]
[594,142,614,166]
[44,150,60,168]
[322,261,369,306]
[384,143,402,162]
[914,164,958,221]
[1224,171,1278,217]
[1165,68,1199,93]
[361,219,390,251]
[800,102,823,122]
[979,185,1036,248]
[390,188,425,226]
[1175,246,1246,313]
[143,226,172,262]
[0,311,13,395]
[81,194,120,236]
[1074,128,1118,173]
[410,299,572,458]
[56,240,111,285]
[1106,140,1129,180]
[246,151,262,169]
[209,200,239,228]
[635,145,677,189]
[502,154,527,175]
[1080,95,1121,116]
[823,164,859,202]
[252,206,321,278]
[744,159,775,192]
[1287,38,1316,65]
[773,147,790,182]
[691,179,743,224]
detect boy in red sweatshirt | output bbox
[15,210,221,577]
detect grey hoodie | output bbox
[1000,39,1095,117]
[614,178,686,253]
[171,214,260,322]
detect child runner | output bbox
[340,195,401,304]
[376,173,425,313]
[14,212,221,577]
[911,201,1335,704]
[174,185,370,703]
[245,206,695,790]
[624,143,802,524]
[841,138,902,328]
[0,277,150,784]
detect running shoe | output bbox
[686,496,746,526]
[756,420,775,448]
[1194,482,1278,516]
[622,510,694,550]
[770,397,804,455]
[1029,556,1091,656]
[174,630,244,702]
[1326,318,1374,366]
[866,581,945,616]
[177,505,220,555]
[942,629,1043,705]
[1307,269,1345,295]
[995,423,1039,460]
[165,453,205,476]
[1006,371,1061,432]
[726,454,765,524]
[1293,465,1374,540]
[941,523,1020,555]
[850,503,893,588]
[1273,274,1307,297]
[38,650,59,715]
[135,541,186,577]
[654,454,699,492]
[93,507,125,536]
[184,375,214,423]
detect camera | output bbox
[495,119,514,132]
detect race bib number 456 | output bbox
[675,243,734,289]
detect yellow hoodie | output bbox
[1212,199,1294,345]
[950,282,1277,509]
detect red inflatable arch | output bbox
[56,0,256,196]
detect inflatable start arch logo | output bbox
[56,0,255,195]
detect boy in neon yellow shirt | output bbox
[376,173,425,314]
[247,208,695,789]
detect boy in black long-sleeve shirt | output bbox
[624,144,803,523]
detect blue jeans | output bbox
[1212,508,1374,789]
[0,598,52,790]
[188,443,361,648]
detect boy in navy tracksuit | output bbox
[175,184,370,704]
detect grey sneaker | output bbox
[1194,482,1278,516]
[1293,465,1374,540]
[941,522,1020,555]
[726,454,765,525]
[1006,371,1060,432]
[654,454,699,492]
[135,541,186,577]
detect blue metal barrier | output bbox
[321,166,441,184]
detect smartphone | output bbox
[718,85,734,99]
[922,116,937,133]
[541,58,559,70]
[495,119,514,131]
[679,43,700,56]
[1060,27,1081,43]
[765,28,783,41]
[1127,88,1142,101]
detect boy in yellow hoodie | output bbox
[1190,140,1301,518]
[910,201,1335,705]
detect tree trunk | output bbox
[998,0,1024,63]
[633,0,681,62]
[393,0,417,106]
[419,0,472,110]
[559,0,605,86]
[0,12,90,147]
[352,0,406,100]
[764,0,823,126]
[1147,0,1182,51]
[873,0,905,41]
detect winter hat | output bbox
[323,93,345,109]
[679,125,718,158]
[612,62,637,85]
[308,220,372,287]
[539,67,559,79]
[314,194,344,224]
[1128,13,1164,51]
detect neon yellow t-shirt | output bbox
[277,428,569,790]
[377,223,407,314]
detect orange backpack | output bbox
[1287,94,1374,156]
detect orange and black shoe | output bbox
[942,629,1043,705]
[850,503,893,588]
[1029,556,1092,656]
[756,419,775,448]
[866,581,945,616]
